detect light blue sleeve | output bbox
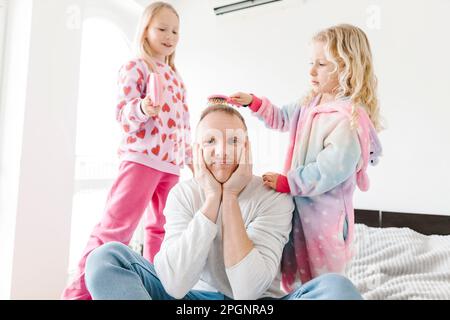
[251,97,300,132]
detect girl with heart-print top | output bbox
[229,24,383,293]
[62,1,193,300]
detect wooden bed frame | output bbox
[355,209,450,236]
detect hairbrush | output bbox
[148,73,164,106]
[207,94,243,107]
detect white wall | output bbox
[2,0,84,299]
[174,0,450,215]
[0,0,6,89]
[0,0,33,300]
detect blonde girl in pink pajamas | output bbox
[230,24,383,292]
[62,2,193,300]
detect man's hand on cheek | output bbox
[193,143,223,222]
[223,140,253,197]
[193,143,222,198]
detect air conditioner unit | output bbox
[212,0,283,15]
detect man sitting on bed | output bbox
[84,103,362,300]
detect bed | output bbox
[345,223,450,299]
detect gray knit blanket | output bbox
[346,224,450,299]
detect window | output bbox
[69,17,134,272]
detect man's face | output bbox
[196,112,247,183]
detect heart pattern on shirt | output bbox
[169,133,177,141]
[119,60,190,165]
[167,118,176,128]
[162,103,170,112]
[136,130,146,139]
[123,86,132,96]
[117,100,126,110]
[136,68,144,81]
[136,69,144,90]
[151,127,159,135]
[126,61,136,71]
[151,145,160,156]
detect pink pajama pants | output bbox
[61,161,179,300]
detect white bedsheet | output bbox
[345,224,450,299]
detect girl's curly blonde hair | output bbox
[302,24,382,131]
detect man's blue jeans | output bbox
[85,242,363,300]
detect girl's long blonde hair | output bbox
[303,24,382,131]
[135,1,179,72]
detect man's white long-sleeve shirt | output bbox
[154,176,294,299]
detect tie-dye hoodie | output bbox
[116,58,192,176]
[248,94,382,292]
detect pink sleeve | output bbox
[248,94,262,112]
[276,174,291,193]
[116,60,150,134]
